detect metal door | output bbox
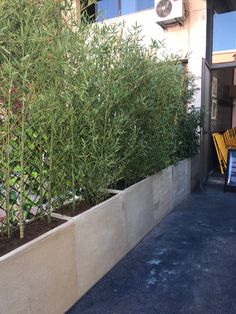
[200,59,212,188]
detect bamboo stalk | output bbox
[39,129,44,217]
[18,7,27,239]
[19,97,25,239]
[5,81,13,238]
[47,127,54,224]
[71,109,76,211]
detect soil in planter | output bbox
[55,200,95,217]
[55,194,114,217]
[0,217,65,257]
[111,177,146,190]
[113,179,127,190]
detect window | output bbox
[121,0,154,15]
[97,0,119,21]
[213,11,236,51]
[97,0,154,21]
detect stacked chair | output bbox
[212,127,236,174]
[223,127,236,148]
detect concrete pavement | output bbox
[67,178,236,314]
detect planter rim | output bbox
[172,158,188,167]
[0,218,73,262]
[113,175,152,194]
[67,159,190,221]
[72,192,122,221]
[112,162,183,193]
[149,165,172,179]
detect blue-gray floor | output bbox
[67,179,236,314]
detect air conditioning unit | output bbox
[155,0,186,27]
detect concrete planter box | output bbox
[0,157,197,313]
[0,220,78,314]
[73,193,127,299]
[122,176,154,251]
[152,165,173,224]
[172,159,191,207]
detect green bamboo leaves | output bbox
[0,0,199,239]
[0,0,71,237]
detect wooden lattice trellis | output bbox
[0,113,50,237]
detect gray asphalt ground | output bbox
[67,177,236,314]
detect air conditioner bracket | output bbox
[156,18,184,30]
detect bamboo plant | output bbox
[0,0,199,239]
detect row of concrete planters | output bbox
[0,157,198,314]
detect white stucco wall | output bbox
[104,0,207,109]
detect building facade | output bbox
[99,0,206,111]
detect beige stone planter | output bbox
[0,157,198,313]
[172,159,191,207]
[0,220,78,314]
[152,165,173,224]
[73,193,127,299]
[121,176,154,251]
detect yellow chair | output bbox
[223,128,236,148]
[212,133,228,174]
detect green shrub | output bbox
[0,0,199,238]
[175,106,201,160]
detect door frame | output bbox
[200,59,212,188]
[200,61,236,188]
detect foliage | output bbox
[175,106,201,160]
[0,0,199,238]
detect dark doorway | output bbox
[209,67,235,171]
[201,1,236,185]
